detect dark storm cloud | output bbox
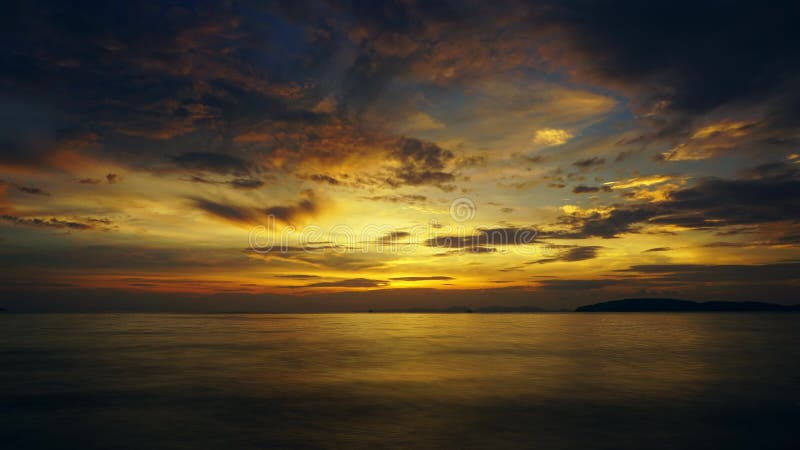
[0,128,99,173]
[533,246,601,264]
[572,185,609,194]
[228,178,265,190]
[425,227,538,249]
[3,0,793,184]
[535,1,800,121]
[190,198,259,224]
[3,0,798,172]
[738,161,798,181]
[388,138,455,190]
[264,194,320,224]
[0,0,322,174]
[545,206,656,239]
[333,0,800,153]
[191,191,320,225]
[545,165,800,239]
[173,152,252,176]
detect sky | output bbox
[1,0,799,311]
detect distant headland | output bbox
[575,298,800,312]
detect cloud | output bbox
[290,278,390,288]
[534,279,627,291]
[388,138,455,190]
[544,165,800,238]
[173,152,252,176]
[389,276,454,281]
[379,231,411,242]
[191,191,321,226]
[17,186,50,196]
[190,198,259,225]
[658,120,758,161]
[274,274,322,280]
[571,157,605,168]
[605,175,673,190]
[0,215,111,231]
[233,131,272,144]
[426,227,538,249]
[738,161,798,181]
[521,154,547,164]
[228,178,265,190]
[307,174,340,185]
[362,194,427,203]
[572,185,610,194]
[617,263,800,283]
[264,192,321,224]
[464,246,497,254]
[186,176,265,190]
[534,2,800,124]
[533,246,601,264]
[2,0,798,306]
[644,247,671,252]
[4,0,797,182]
[532,128,573,146]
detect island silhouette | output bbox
[575,298,800,312]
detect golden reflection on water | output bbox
[1,313,799,449]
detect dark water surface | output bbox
[1,313,798,449]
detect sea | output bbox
[1,313,798,449]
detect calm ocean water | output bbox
[1,313,798,449]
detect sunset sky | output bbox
[2,0,799,311]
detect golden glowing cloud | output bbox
[605,175,673,190]
[690,121,753,140]
[660,120,756,161]
[532,128,573,146]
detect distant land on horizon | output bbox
[373,299,800,313]
[2,299,800,314]
[575,298,800,312]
